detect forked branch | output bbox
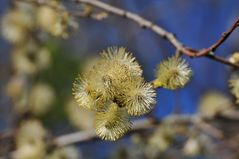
[74,0,239,68]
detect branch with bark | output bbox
[73,0,239,68]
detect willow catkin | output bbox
[155,56,192,90]
[94,102,132,141]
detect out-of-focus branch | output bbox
[54,119,153,146]
[73,0,239,68]
[2,113,236,146]
[54,114,226,146]
[55,129,96,146]
[1,112,238,158]
[0,130,14,140]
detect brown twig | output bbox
[206,54,239,68]
[197,18,239,56]
[74,0,239,68]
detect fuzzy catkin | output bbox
[155,56,192,90]
[95,103,132,141]
[73,47,156,141]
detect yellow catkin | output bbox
[94,103,132,141]
[199,91,232,117]
[155,56,192,90]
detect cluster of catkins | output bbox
[73,47,192,141]
[73,47,156,140]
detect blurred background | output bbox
[0,0,239,159]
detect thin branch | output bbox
[74,0,239,68]
[197,18,239,56]
[206,54,239,68]
[73,0,195,56]
[54,114,225,146]
[192,117,224,139]
[54,119,153,146]
[55,129,96,146]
